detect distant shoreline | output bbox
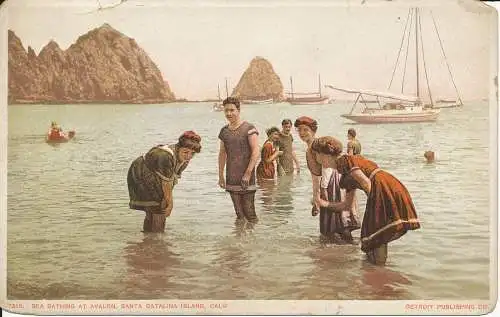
[8,99,220,105]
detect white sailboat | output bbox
[241,98,274,105]
[326,8,463,124]
[286,74,331,105]
[212,83,224,112]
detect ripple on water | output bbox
[6,102,492,300]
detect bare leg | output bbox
[143,211,153,232]
[150,213,166,232]
[241,191,258,223]
[229,192,245,219]
[367,243,388,265]
[143,210,166,233]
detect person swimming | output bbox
[424,151,435,163]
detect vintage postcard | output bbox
[0,0,497,315]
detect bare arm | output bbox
[312,174,321,202]
[218,141,226,188]
[162,181,174,217]
[292,149,300,170]
[350,169,371,194]
[244,133,260,176]
[327,190,356,212]
[265,148,281,163]
[347,141,354,155]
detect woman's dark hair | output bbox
[311,136,343,156]
[266,126,280,137]
[222,97,240,110]
[348,128,356,138]
[281,119,292,126]
[294,116,318,133]
[177,130,202,153]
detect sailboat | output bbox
[286,74,331,105]
[326,8,462,124]
[241,98,274,105]
[212,83,224,112]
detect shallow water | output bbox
[7,101,492,299]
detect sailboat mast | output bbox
[415,8,421,102]
[290,76,294,100]
[318,74,322,97]
[225,78,229,98]
[217,84,221,101]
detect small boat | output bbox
[241,98,274,105]
[286,74,331,105]
[287,95,330,105]
[46,130,76,143]
[213,102,224,112]
[212,83,224,112]
[433,98,462,109]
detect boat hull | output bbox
[288,96,330,105]
[341,110,439,124]
[433,103,462,109]
[46,131,76,143]
[241,99,274,105]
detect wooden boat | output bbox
[433,98,462,109]
[46,130,76,143]
[241,98,274,105]
[286,74,331,105]
[212,83,224,112]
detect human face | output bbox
[296,125,315,143]
[178,147,196,163]
[270,131,280,142]
[282,122,292,134]
[224,103,240,124]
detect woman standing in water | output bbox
[256,126,283,181]
[293,116,359,242]
[311,136,420,265]
[127,131,202,233]
[218,97,260,223]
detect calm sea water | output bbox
[7,101,493,300]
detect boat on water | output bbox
[241,98,274,105]
[286,74,331,105]
[325,8,462,124]
[212,83,224,112]
[326,87,440,123]
[212,102,224,111]
[433,98,462,109]
[46,130,76,143]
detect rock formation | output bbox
[231,57,284,102]
[8,23,175,104]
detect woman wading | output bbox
[127,131,202,232]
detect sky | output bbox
[5,0,496,101]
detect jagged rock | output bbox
[8,24,175,104]
[232,56,284,102]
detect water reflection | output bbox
[274,174,295,214]
[302,245,360,299]
[123,234,181,297]
[207,219,253,299]
[358,261,412,299]
[257,179,277,213]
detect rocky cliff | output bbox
[231,57,284,102]
[8,23,175,104]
